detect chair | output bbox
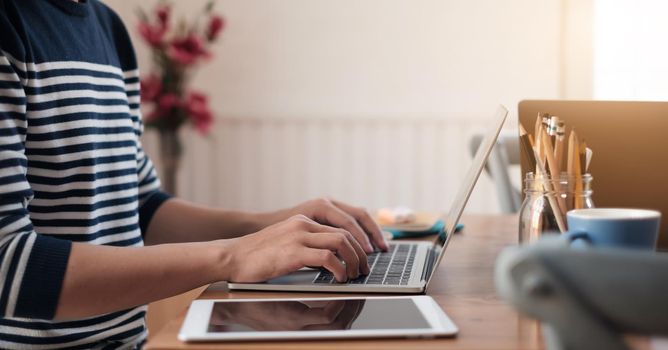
[470,131,522,213]
[495,238,668,350]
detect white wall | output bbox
[104,0,573,213]
[107,0,562,119]
[594,0,668,100]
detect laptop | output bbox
[518,100,668,250]
[228,105,508,293]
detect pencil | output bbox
[519,124,537,170]
[548,116,559,147]
[579,140,587,174]
[534,114,543,174]
[567,130,578,176]
[568,130,583,209]
[554,121,565,171]
[541,127,558,176]
[541,127,567,215]
[585,147,593,171]
[530,137,567,233]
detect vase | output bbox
[158,128,182,195]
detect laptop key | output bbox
[314,243,422,285]
[313,269,336,284]
[349,275,367,284]
[314,277,333,284]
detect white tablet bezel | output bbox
[178,295,458,342]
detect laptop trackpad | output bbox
[266,270,319,285]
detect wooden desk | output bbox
[147,214,550,349]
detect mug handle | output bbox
[565,230,592,248]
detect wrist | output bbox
[210,209,265,238]
[247,211,273,232]
[252,208,292,230]
[203,239,236,282]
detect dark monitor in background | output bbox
[519,100,668,250]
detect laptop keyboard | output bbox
[312,244,417,285]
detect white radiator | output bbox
[142,117,501,214]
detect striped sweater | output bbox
[0,0,170,348]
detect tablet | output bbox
[179,296,458,342]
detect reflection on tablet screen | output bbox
[208,299,430,332]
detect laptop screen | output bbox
[426,106,508,285]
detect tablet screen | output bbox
[208,298,430,332]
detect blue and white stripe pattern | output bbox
[0,0,169,348]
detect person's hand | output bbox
[285,198,388,253]
[225,215,370,283]
[209,299,365,332]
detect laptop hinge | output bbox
[421,247,437,282]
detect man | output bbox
[0,0,386,348]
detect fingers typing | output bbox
[332,200,389,251]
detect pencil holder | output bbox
[518,172,593,244]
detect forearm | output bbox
[141,197,385,253]
[55,239,232,320]
[144,198,274,245]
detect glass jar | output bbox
[519,173,594,244]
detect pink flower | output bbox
[145,93,181,123]
[138,22,167,48]
[140,74,162,102]
[156,5,170,28]
[167,35,210,65]
[158,93,181,112]
[206,16,225,41]
[185,91,214,135]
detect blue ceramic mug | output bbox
[566,208,661,250]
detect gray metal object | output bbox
[495,237,668,350]
[469,131,521,213]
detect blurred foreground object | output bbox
[495,237,668,350]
